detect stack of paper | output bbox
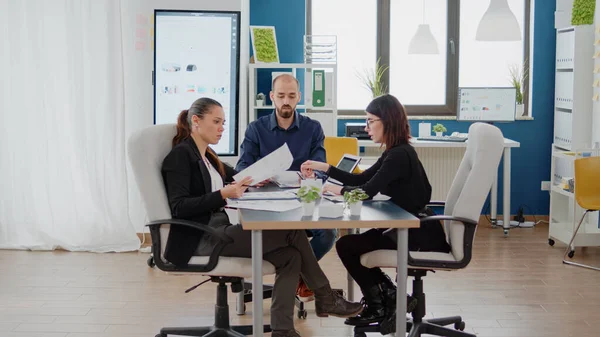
[227,200,301,212]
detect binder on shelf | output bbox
[312,70,325,107]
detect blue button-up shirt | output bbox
[236,111,326,172]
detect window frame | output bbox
[306,0,531,117]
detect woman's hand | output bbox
[220,176,253,199]
[323,183,343,196]
[300,160,330,178]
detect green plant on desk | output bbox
[343,188,368,205]
[298,186,320,203]
[432,123,446,135]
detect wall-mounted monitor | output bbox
[154,10,240,155]
[457,87,516,122]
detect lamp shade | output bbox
[408,24,439,54]
[476,0,521,41]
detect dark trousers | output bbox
[336,229,397,291]
[195,225,329,330]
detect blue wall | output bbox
[250,0,306,109]
[251,0,556,215]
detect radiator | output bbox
[415,148,465,201]
[363,147,465,201]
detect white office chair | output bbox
[352,122,505,337]
[127,124,275,337]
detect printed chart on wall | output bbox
[457,87,516,122]
[154,10,240,155]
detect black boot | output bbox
[344,285,386,326]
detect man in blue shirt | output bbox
[236,74,336,301]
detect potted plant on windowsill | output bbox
[508,59,529,117]
[344,188,369,216]
[432,123,446,137]
[297,186,321,216]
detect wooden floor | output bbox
[1,222,600,337]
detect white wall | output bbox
[120,0,249,231]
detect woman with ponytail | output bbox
[161,98,362,337]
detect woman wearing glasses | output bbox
[301,94,450,329]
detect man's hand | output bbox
[252,178,271,188]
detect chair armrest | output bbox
[146,219,233,273]
[426,201,446,207]
[147,219,233,244]
[407,215,477,270]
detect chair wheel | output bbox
[297,309,307,319]
[147,256,155,268]
[503,229,509,236]
[354,332,367,337]
[454,321,465,331]
[548,239,555,246]
[568,250,575,258]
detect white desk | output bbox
[238,200,419,337]
[358,138,521,235]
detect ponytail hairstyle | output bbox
[173,97,226,177]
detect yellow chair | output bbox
[563,156,600,271]
[324,136,361,172]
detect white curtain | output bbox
[0,0,140,252]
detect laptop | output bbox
[327,154,361,186]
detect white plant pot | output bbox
[256,99,264,107]
[302,202,315,216]
[436,132,443,137]
[515,104,524,116]
[348,201,363,216]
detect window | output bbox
[311,0,377,110]
[389,0,448,106]
[308,0,530,116]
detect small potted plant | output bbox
[297,185,321,216]
[344,188,369,216]
[256,93,266,107]
[432,123,446,137]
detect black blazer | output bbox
[161,137,237,266]
[327,143,450,253]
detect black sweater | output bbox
[328,143,450,252]
[328,144,431,215]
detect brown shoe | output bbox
[296,278,315,302]
[313,284,364,318]
[271,329,301,337]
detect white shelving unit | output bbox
[248,63,338,136]
[549,147,600,250]
[548,24,600,250]
[553,26,594,151]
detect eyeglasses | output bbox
[365,118,381,129]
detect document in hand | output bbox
[233,143,293,184]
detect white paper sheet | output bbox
[272,171,302,188]
[227,200,301,212]
[233,143,294,184]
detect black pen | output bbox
[296,171,304,180]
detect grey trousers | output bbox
[195,225,329,330]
